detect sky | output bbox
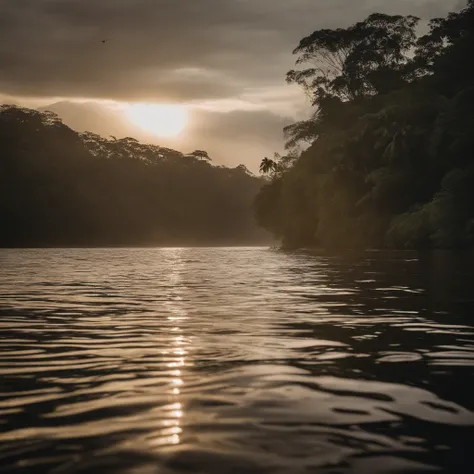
[0,0,465,171]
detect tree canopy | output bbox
[0,105,269,247]
[256,1,474,250]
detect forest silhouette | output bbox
[0,106,268,247]
[256,1,474,250]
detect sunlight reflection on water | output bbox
[0,247,473,473]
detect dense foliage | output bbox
[0,106,268,247]
[256,1,474,249]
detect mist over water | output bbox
[0,248,473,473]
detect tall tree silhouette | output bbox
[255,3,474,249]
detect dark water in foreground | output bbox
[0,248,473,474]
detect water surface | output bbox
[1,248,473,473]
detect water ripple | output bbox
[0,248,473,473]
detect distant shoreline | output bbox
[0,243,276,250]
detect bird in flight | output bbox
[101,39,108,44]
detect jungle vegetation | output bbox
[0,106,268,247]
[255,1,474,249]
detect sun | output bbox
[125,104,188,138]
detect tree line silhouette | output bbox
[256,1,474,249]
[0,106,268,247]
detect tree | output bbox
[254,5,474,250]
[287,13,419,104]
[259,157,276,175]
[189,149,211,161]
[414,0,474,94]
[0,105,270,247]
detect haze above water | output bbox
[1,248,473,473]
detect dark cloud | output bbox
[0,0,462,101]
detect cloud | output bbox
[182,108,290,169]
[1,0,464,169]
[0,0,462,103]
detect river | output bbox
[0,248,473,473]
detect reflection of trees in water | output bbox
[250,251,474,407]
[285,249,474,315]
[180,250,474,474]
[186,250,474,390]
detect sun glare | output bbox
[125,104,188,138]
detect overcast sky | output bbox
[0,0,464,170]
